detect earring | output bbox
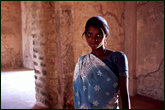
[96,39,97,41]
[104,40,107,45]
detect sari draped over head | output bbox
[73,53,124,109]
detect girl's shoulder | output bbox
[76,54,88,64]
[110,51,126,57]
[106,50,127,62]
[79,54,88,61]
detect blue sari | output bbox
[73,52,128,109]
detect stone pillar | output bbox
[124,1,137,96]
[24,1,57,108]
[23,1,74,109]
[30,1,52,108]
[54,1,75,108]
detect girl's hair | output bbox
[82,16,110,37]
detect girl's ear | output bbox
[82,32,85,39]
[105,34,108,38]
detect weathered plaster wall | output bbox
[136,1,164,101]
[21,2,34,69]
[1,1,22,70]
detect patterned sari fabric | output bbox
[73,53,125,109]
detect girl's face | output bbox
[85,25,106,49]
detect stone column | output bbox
[30,1,53,108]
[26,1,58,108]
[24,1,74,109]
[124,1,137,96]
[54,1,75,108]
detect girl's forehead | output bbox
[87,25,102,32]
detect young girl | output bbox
[73,16,131,109]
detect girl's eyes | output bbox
[86,33,92,37]
[96,34,103,37]
[86,33,103,37]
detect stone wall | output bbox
[136,1,164,101]
[1,1,22,70]
[21,1,34,69]
[125,1,164,101]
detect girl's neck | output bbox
[91,46,106,57]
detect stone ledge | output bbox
[31,103,49,109]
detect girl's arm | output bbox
[119,77,131,109]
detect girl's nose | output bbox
[91,37,96,41]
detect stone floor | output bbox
[1,67,164,109]
[1,68,36,109]
[130,94,164,109]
